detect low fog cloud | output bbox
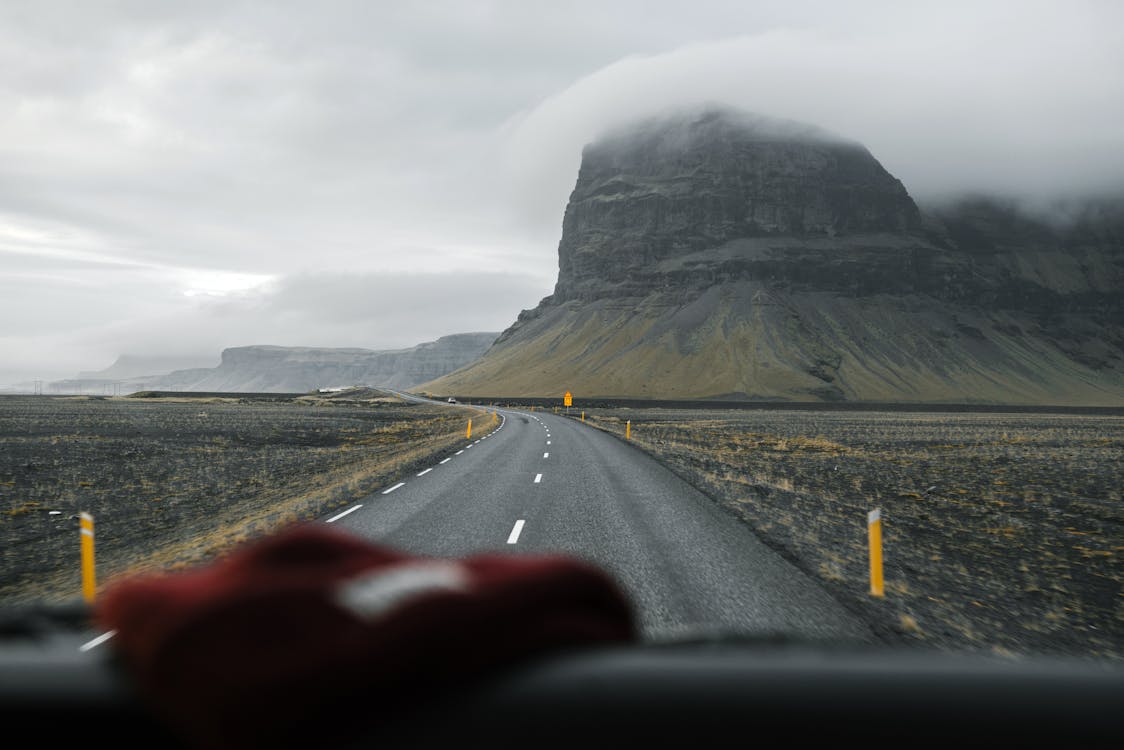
[2,1,1122,383]
[502,2,1124,228]
[3,270,547,381]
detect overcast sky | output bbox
[3,1,1123,382]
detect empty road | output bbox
[328,396,871,643]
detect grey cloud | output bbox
[502,4,1124,228]
[3,1,1123,383]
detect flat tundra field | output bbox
[580,408,1122,661]
[0,393,482,606]
[1,394,1120,662]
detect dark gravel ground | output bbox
[0,394,481,606]
[4,394,1120,664]
[575,407,1123,663]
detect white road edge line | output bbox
[382,482,405,495]
[417,468,433,476]
[534,473,542,484]
[507,520,525,544]
[327,504,363,523]
[439,458,452,464]
[79,630,116,652]
[455,450,464,455]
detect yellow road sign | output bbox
[564,391,572,407]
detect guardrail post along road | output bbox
[80,512,96,603]
[869,509,884,597]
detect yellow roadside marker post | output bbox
[466,419,472,439]
[581,411,585,423]
[80,512,96,603]
[626,420,631,440]
[869,509,884,597]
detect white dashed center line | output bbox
[455,450,464,455]
[439,457,451,464]
[417,468,433,476]
[382,483,405,495]
[507,520,525,544]
[327,504,363,523]
[547,441,551,445]
[534,473,542,484]
[543,452,549,458]
[79,631,116,652]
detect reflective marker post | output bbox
[581,411,585,423]
[466,419,472,439]
[80,512,96,603]
[626,420,631,440]
[868,509,884,597]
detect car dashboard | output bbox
[1,604,1121,748]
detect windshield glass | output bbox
[1,1,1121,670]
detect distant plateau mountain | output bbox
[49,333,499,394]
[422,106,1124,405]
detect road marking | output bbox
[534,473,542,483]
[79,630,116,652]
[327,504,363,523]
[543,452,549,458]
[455,450,464,455]
[507,520,525,544]
[439,458,451,464]
[382,483,405,495]
[547,441,551,445]
[466,444,473,449]
[417,468,433,476]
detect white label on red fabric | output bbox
[334,562,469,621]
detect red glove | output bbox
[96,523,637,749]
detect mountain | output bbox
[421,106,1124,404]
[149,333,500,393]
[77,354,218,380]
[43,333,498,395]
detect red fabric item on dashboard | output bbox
[95,522,637,749]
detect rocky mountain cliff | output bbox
[422,107,1124,404]
[77,354,218,381]
[132,332,499,393]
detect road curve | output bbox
[330,393,871,643]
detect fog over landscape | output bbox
[3,0,1123,385]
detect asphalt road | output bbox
[329,395,872,644]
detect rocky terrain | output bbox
[0,393,486,606]
[576,406,1123,661]
[424,106,1124,404]
[48,332,499,395]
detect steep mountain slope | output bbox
[423,107,1124,404]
